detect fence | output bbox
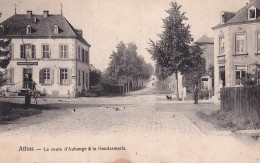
[220,84,260,121]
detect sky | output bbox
[0,0,248,71]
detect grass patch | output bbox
[0,101,54,124]
[197,109,260,131]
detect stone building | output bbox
[195,35,214,91]
[212,0,260,96]
[0,11,91,97]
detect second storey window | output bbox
[60,68,69,85]
[82,49,85,62]
[20,44,35,59]
[235,34,246,54]
[60,44,68,59]
[42,44,51,58]
[78,46,81,60]
[8,44,13,58]
[219,37,224,55]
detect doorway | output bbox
[219,66,225,87]
[23,68,33,89]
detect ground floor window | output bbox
[39,69,53,85]
[86,72,88,88]
[82,71,85,86]
[257,66,260,84]
[78,70,81,86]
[60,69,69,85]
[236,65,246,85]
[201,78,209,90]
[5,68,14,84]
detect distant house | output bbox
[195,35,214,91]
[212,0,260,96]
[0,10,91,97]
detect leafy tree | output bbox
[105,41,153,88]
[147,2,196,99]
[0,39,11,86]
[89,64,102,87]
[182,44,206,92]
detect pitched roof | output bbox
[213,0,260,29]
[0,14,90,47]
[195,35,214,44]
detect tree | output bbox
[0,39,11,86]
[89,64,102,87]
[182,44,206,92]
[147,2,194,99]
[105,41,153,90]
[148,2,205,99]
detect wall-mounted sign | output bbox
[17,62,38,66]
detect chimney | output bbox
[43,10,49,18]
[76,29,83,37]
[27,11,32,18]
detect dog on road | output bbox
[166,95,172,100]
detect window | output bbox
[60,44,68,58]
[86,72,88,88]
[83,71,85,86]
[42,44,51,58]
[78,46,81,60]
[248,7,256,19]
[235,34,246,54]
[53,25,59,34]
[219,37,224,55]
[257,33,260,52]
[60,69,69,85]
[26,25,31,34]
[5,68,14,84]
[8,44,13,58]
[39,69,53,85]
[82,49,85,62]
[201,78,209,90]
[78,70,81,86]
[236,65,246,85]
[257,66,260,84]
[85,50,89,64]
[20,44,35,59]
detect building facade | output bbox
[195,35,214,91]
[213,0,260,96]
[0,11,91,97]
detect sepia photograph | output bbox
[0,0,260,162]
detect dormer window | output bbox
[221,12,225,24]
[26,25,31,34]
[33,17,37,23]
[248,6,256,20]
[53,25,59,34]
[0,25,5,33]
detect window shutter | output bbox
[39,69,44,84]
[59,45,61,58]
[11,68,14,84]
[50,69,54,84]
[57,69,60,84]
[20,45,24,58]
[69,69,72,84]
[32,45,35,58]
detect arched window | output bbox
[53,25,59,34]
[26,25,31,34]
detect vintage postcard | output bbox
[0,0,260,162]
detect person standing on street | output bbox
[194,85,199,104]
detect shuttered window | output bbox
[42,44,51,58]
[78,70,81,86]
[20,44,35,59]
[39,68,54,85]
[5,68,14,84]
[257,33,260,52]
[82,49,84,62]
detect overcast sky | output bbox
[0,0,248,70]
